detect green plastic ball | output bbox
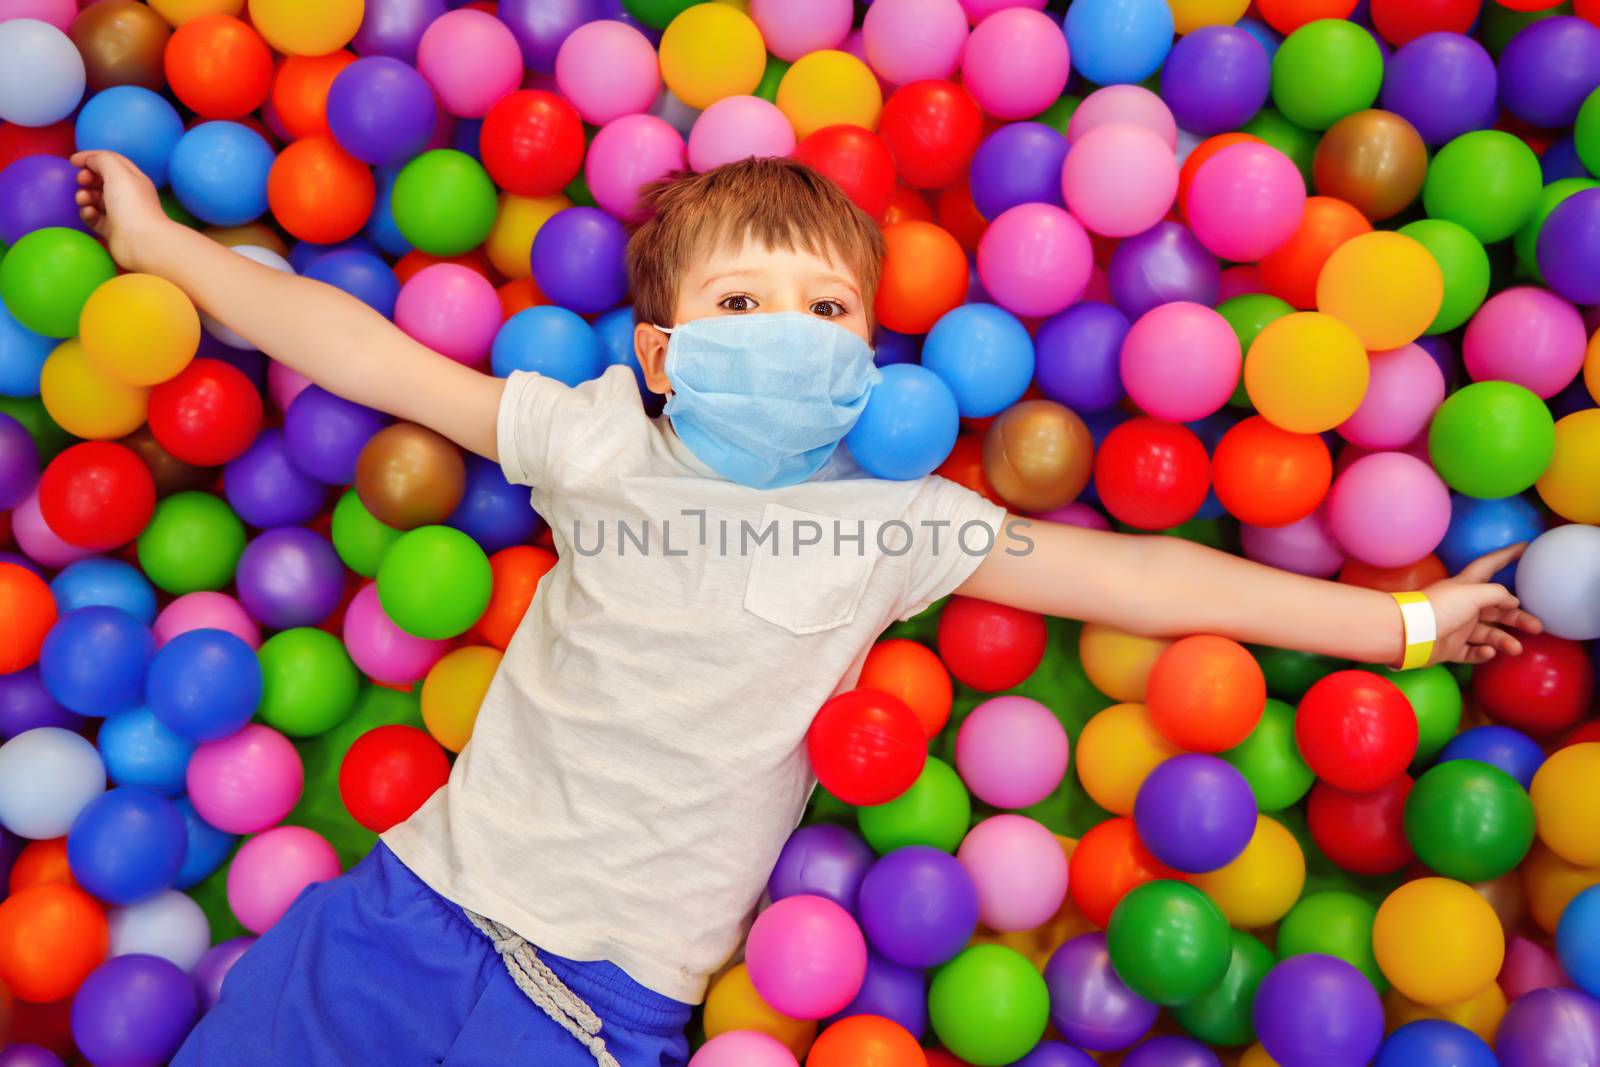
[0,228,117,338]
[1252,645,1348,701]
[1241,110,1319,183]
[257,628,362,738]
[753,55,790,104]
[376,525,493,639]
[927,945,1049,1067]
[1106,880,1232,1006]
[391,150,498,256]
[1220,294,1293,408]
[1480,2,1565,57]
[1034,94,1080,135]
[1276,890,1386,991]
[1398,219,1491,334]
[1269,20,1384,131]
[621,0,696,29]
[136,491,247,594]
[858,757,971,854]
[1404,758,1536,882]
[1365,665,1461,767]
[1427,381,1556,499]
[1423,130,1543,245]
[332,489,403,578]
[1514,178,1600,284]
[1223,698,1315,813]
[0,396,73,462]
[1172,930,1275,1048]
[1576,88,1600,180]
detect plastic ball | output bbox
[1438,726,1545,790]
[38,605,153,718]
[185,722,303,834]
[0,19,86,127]
[701,964,815,1058]
[1253,955,1384,1067]
[1134,754,1257,874]
[1078,624,1169,705]
[414,9,520,119]
[1077,702,1181,818]
[0,228,117,340]
[745,895,866,1021]
[37,340,148,441]
[1071,84,1178,147]
[1064,0,1173,86]
[1187,141,1307,263]
[968,122,1067,221]
[955,696,1067,810]
[1065,125,1178,241]
[338,723,449,833]
[935,596,1047,692]
[530,206,629,316]
[1121,303,1239,422]
[343,582,448,685]
[1428,382,1555,501]
[927,944,1049,1066]
[0,726,103,839]
[806,689,926,807]
[0,883,107,1003]
[1161,27,1270,136]
[687,95,797,173]
[136,492,247,595]
[0,155,85,246]
[1107,222,1220,321]
[391,150,498,257]
[37,443,154,552]
[1211,417,1330,528]
[1531,744,1600,868]
[225,824,338,933]
[1043,931,1159,1052]
[69,953,197,1067]
[975,205,1091,320]
[1475,630,1594,737]
[554,19,659,127]
[66,787,186,904]
[1315,231,1441,351]
[1517,525,1600,641]
[1327,452,1451,568]
[657,3,762,110]
[393,264,499,368]
[775,50,882,141]
[49,559,155,626]
[418,645,501,753]
[145,628,261,743]
[690,1031,799,1067]
[1374,877,1504,1006]
[1296,670,1418,792]
[1540,410,1600,524]
[768,825,875,913]
[957,814,1068,931]
[585,114,686,222]
[1405,759,1535,882]
[475,90,583,198]
[269,51,353,140]
[1278,890,1384,990]
[97,707,193,798]
[862,0,968,85]
[844,364,960,482]
[1093,417,1211,531]
[1106,879,1231,1006]
[1143,636,1263,754]
[917,306,1033,422]
[1256,197,1368,310]
[168,120,275,228]
[1424,130,1542,245]
[355,422,466,531]
[879,80,984,192]
[858,757,970,855]
[792,124,895,219]
[857,845,978,967]
[1270,19,1383,130]
[322,57,435,168]
[105,889,210,972]
[76,274,199,391]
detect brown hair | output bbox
[626,158,886,328]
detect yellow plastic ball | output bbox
[776,50,883,140]
[1522,841,1600,934]
[207,223,290,258]
[703,962,816,1059]
[149,0,242,25]
[1536,410,1600,524]
[660,4,766,111]
[1384,979,1507,1046]
[1078,623,1171,703]
[1584,328,1600,406]
[1315,231,1443,351]
[1075,702,1180,816]
[80,275,200,388]
[39,340,150,440]
[1373,877,1504,1007]
[420,645,502,753]
[1170,0,1250,33]
[1245,311,1370,434]
[1191,815,1305,928]
[247,0,363,55]
[1239,1043,1281,1067]
[486,193,571,280]
[1530,742,1600,868]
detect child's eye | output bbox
[811,300,847,317]
[719,295,756,312]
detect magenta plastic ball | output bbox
[688,1032,798,1067]
[955,695,1069,809]
[152,592,261,650]
[961,7,1070,120]
[1338,343,1446,450]
[1044,932,1160,1051]
[342,582,449,684]
[192,936,256,1011]
[394,264,501,367]
[1069,85,1177,148]
[1241,508,1346,577]
[1062,123,1178,238]
[235,527,346,630]
[11,487,92,569]
[1327,451,1451,568]
[751,0,853,61]
[862,0,969,84]
[744,894,867,1020]
[415,9,523,118]
[956,814,1069,931]
[1120,302,1240,422]
[1501,936,1572,1003]
[226,825,339,933]
[687,96,796,173]
[1463,287,1586,399]
[977,203,1092,318]
[1187,141,1306,263]
[185,723,304,834]
[1033,501,1112,530]
[584,114,687,223]
[554,19,660,126]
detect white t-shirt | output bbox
[382,366,1006,1004]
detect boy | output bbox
[73,151,1533,1066]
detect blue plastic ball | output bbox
[0,294,52,397]
[1375,1020,1496,1067]
[1063,0,1175,86]
[303,249,401,317]
[447,453,544,554]
[872,327,923,368]
[174,796,237,890]
[921,303,1034,418]
[844,363,960,481]
[365,164,413,257]
[1436,726,1545,789]
[38,606,155,717]
[74,86,185,187]
[491,305,604,384]
[97,707,195,797]
[1436,493,1544,586]
[66,787,187,904]
[594,305,651,394]
[1558,885,1600,999]
[168,121,275,227]
[145,629,263,743]
[49,558,157,625]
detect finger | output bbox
[1471,583,1518,611]
[1483,607,1543,634]
[1458,543,1526,583]
[1487,628,1524,657]
[1468,623,1501,647]
[1464,645,1497,665]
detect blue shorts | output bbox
[173,843,693,1067]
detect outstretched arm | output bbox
[72,150,503,460]
[958,517,1540,667]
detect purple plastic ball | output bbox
[446,453,544,555]
[70,954,199,1067]
[531,207,630,316]
[223,429,329,529]
[1538,188,1600,307]
[1124,1035,1223,1067]
[1107,222,1220,320]
[1160,27,1270,136]
[767,824,876,911]
[0,666,85,739]
[1496,988,1600,1067]
[327,57,438,167]
[0,410,40,509]
[836,950,928,1039]
[351,0,446,62]
[1380,33,1498,145]
[1499,17,1600,130]
[969,122,1068,220]
[856,845,979,969]
[1044,933,1160,1051]
[1013,1041,1097,1067]
[1253,955,1384,1067]
[0,155,89,244]
[1033,302,1130,414]
[235,526,346,630]
[0,827,18,893]
[0,1047,65,1067]
[499,0,601,72]
[1133,754,1256,874]
[192,936,257,1012]
[284,385,392,485]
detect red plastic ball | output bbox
[878,79,985,191]
[1564,720,1600,748]
[480,90,586,198]
[793,124,897,220]
[807,1014,925,1067]
[1069,815,1174,927]
[272,52,356,140]
[147,358,265,467]
[1472,631,1595,737]
[268,135,376,245]
[935,178,989,254]
[1307,775,1415,875]
[1212,416,1332,528]
[339,724,452,833]
[37,442,156,551]
[1255,0,1358,34]
[0,562,56,674]
[1092,417,1211,531]
[0,122,75,172]
[1295,670,1418,792]
[163,15,274,121]
[806,689,927,805]
[882,184,934,227]
[1369,0,1481,45]
[936,595,1048,692]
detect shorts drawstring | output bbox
[465,910,620,1067]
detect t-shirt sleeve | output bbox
[892,475,1009,622]
[496,365,637,489]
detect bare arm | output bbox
[959,517,1541,667]
[72,150,503,459]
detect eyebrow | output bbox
[699,271,863,300]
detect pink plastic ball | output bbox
[225,826,339,933]
[688,1032,800,1067]
[1501,936,1572,1002]
[1032,501,1111,530]
[267,362,313,414]
[11,487,91,569]
[961,0,1047,20]
[394,265,501,368]
[687,96,796,173]
[1062,123,1177,238]
[153,592,262,650]
[1120,302,1241,422]
[750,0,854,61]
[1187,141,1306,264]
[186,724,304,835]
[837,29,897,99]
[1463,287,1587,399]
[555,19,661,127]
[956,695,1069,809]
[961,8,1070,120]
[955,814,1068,931]
[976,203,1092,318]
[0,0,74,30]
[863,0,970,85]
[343,582,449,685]
[1240,508,1345,577]
[1337,344,1446,450]
[744,895,867,1020]
[416,9,523,119]
[1327,452,1450,568]
[1068,85,1178,148]
[585,114,687,223]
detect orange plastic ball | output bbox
[0,885,108,1004]
[882,184,934,227]
[474,545,557,650]
[1146,635,1267,753]
[1068,816,1174,927]
[1211,415,1333,527]
[1256,0,1358,33]
[934,433,1004,506]
[806,1014,926,1067]
[268,135,376,245]
[858,638,954,738]
[0,562,56,674]
[271,51,356,140]
[498,277,546,319]
[163,14,274,120]
[8,840,75,895]
[875,221,968,334]
[1338,554,1448,593]
[1257,196,1372,310]
[1178,132,1260,219]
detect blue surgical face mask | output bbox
[660,312,881,489]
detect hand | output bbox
[70,150,171,273]
[1420,544,1543,666]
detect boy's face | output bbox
[634,238,871,396]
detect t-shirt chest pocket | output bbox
[742,503,878,635]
